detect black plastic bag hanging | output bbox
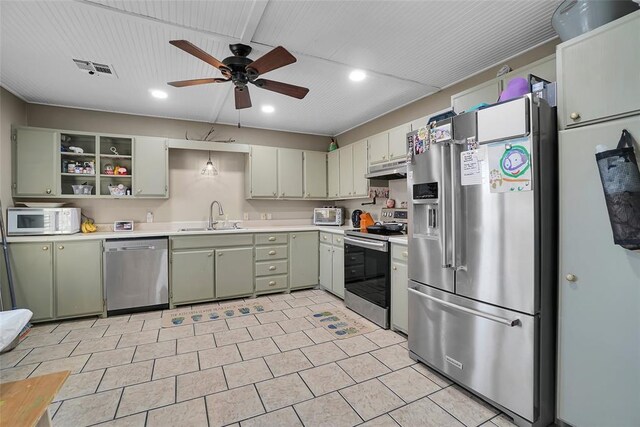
[595,129,640,250]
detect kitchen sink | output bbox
[178,227,213,232]
[178,225,242,232]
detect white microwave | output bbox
[313,207,344,226]
[7,208,81,235]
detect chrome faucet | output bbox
[208,200,224,229]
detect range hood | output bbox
[365,159,407,180]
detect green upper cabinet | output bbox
[215,247,254,299]
[451,80,501,114]
[352,139,368,197]
[327,150,340,198]
[303,151,327,198]
[246,145,278,198]
[289,232,319,289]
[388,124,411,161]
[338,144,354,197]
[558,12,640,129]
[9,243,54,321]
[368,132,389,164]
[14,128,58,197]
[55,240,103,318]
[277,148,303,198]
[133,136,168,197]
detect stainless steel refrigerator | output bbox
[407,94,556,427]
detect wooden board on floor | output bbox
[0,370,70,427]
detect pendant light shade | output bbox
[201,151,218,176]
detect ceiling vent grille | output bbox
[73,59,117,78]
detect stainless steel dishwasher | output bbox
[104,238,169,314]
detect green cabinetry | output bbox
[171,250,215,304]
[216,247,254,298]
[289,232,319,290]
[4,240,103,322]
[13,128,58,197]
[318,232,344,299]
[133,137,168,197]
[390,243,408,334]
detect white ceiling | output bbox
[0,1,560,136]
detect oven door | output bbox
[7,210,53,235]
[343,236,390,327]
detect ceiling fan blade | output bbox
[167,78,229,87]
[247,46,296,76]
[253,79,309,99]
[169,40,229,72]
[235,87,252,109]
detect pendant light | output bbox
[201,151,218,176]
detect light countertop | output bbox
[389,236,408,245]
[6,223,351,243]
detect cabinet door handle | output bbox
[58,245,64,250]
[292,234,296,239]
[272,192,277,196]
[570,112,581,121]
[337,238,341,243]
[402,251,408,257]
[208,252,214,257]
[46,189,52,194]
[42,246,49,251]
[268,250,276,255]
[565,273,577,282]
[393,265,397,270]
[269,265,276,271]
[218,252,223,256]
[306,193,310,197]
[268,236,276,241]
[137,189,142,193]
[269,280,276,286]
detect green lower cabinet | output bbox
[215,247,254,299]
[391,260,408,333]
[332,245,345,298]
[319,243,333,291]
[9,243,54,321]
[171,250,215,305]
[289,232,319,289]
[55,241,103,318]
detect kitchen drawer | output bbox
[255,245,288,261]
[171,234,254,250]
[255,233,288,245]
[332,234,344,246]
[255,260,288,277]
[391,245,408,261]
[256,274,288,292]
[319,232,333,243]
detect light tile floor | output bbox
[0,289,518,427]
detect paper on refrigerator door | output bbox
[461,150,482,186]
[487,137,532,193]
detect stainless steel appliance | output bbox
[365,159,407,180]
[7,207,81,235]
[407,94,556,427]
[313,207,344,226]
[344,208,407,328]
[104,238,169,314]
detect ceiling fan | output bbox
[168,40,309,109]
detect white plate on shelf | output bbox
[18,202,67,208]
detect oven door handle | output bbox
[408,287,521,327]
[343,236,388,252]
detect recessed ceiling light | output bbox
[149,89,168,99]
[349,70,366,82]
[261,105,275,113]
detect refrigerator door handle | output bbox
[440,146,450,268]
[408,287,521,327]
[450,143,458,271]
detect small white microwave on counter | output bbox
[313,207,344,226]
[7,207,81,235]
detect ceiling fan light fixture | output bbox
[201,151,219,176]
[261,105,275,113]
[349,70,366,82]
[150,89,168,99]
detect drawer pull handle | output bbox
[58,245,64,250]
[393,266,397,270]
[46,188,52,194]
[208,252,213,257]
[402,251,408,257]
[565,273,577,282]
[323,236,328,240]
[269,280,276,286]
[292,234,296,238]
[218,252,223,256]
[42,246,49,251]
[268,237,276,241]
[268,250,276,255]
[570,112,581,121]
[269,266,276,271]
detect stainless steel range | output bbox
[343,208,407,328]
